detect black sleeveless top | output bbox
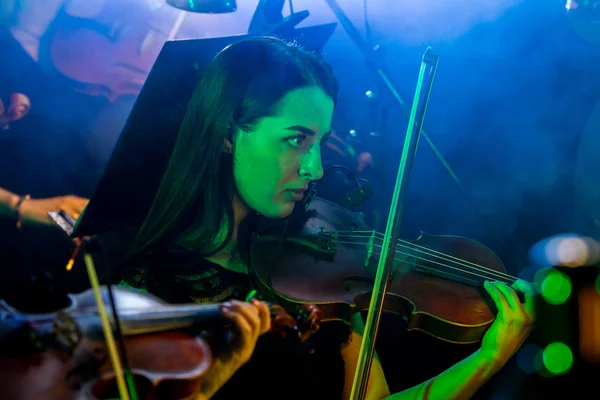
[120,247,351,400]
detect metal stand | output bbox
[323,0,515,250]
[323,0,467,207]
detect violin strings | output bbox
[334,230,518,280]
[338,230,516,280]
[332,239,514,284]
[368,241,512,283]
[330,231,521,283]
[341,233,518,282]
[382,232,517,280]
[381,237,515,281]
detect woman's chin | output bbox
[258,201,296,219]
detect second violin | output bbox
[0,286,322,400]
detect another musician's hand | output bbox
[480,280,536,370]
[19,195,89,224]
[196,300,270,399]
[221,299,271,365]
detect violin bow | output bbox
[81,242,136,400]
[54,207,137,400]
[348,48,440,400]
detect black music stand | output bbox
[72,23,337,242]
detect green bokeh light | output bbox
[542,342,574,375]
[540,269,572,305]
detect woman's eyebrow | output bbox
[285,125,332,136]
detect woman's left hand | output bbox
[479,280,536,370]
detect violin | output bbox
[38,2,184,102]
[0,286,321,400]
[249,197,521,344]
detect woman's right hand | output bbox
[197,299,271,399]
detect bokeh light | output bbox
[542,342,574,375]
[540,269,572,305]
[530,234,600,268]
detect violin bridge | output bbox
[365,230,375,267]
[316,226,337,253]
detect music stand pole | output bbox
[323,0,465,194]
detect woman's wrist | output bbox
[472,348,504,378]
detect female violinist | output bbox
[118,36,535,400]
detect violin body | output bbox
[250,197,506,344]
[0,287,213,400]
[1,332,211,400]
[38,2,170,102]
[0,286,321,400]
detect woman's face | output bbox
[232,86,334,218]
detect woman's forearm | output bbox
[385,349,499,400]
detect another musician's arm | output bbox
[0,187,20,214]
[0,187,88,224]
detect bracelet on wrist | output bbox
[14,194,31,229]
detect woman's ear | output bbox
[222,138,233,154]
[223,120,236,153]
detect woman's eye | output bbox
[287,135,307,148]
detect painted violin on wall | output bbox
[38,1,188,102]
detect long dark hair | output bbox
[132,36,339,258]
